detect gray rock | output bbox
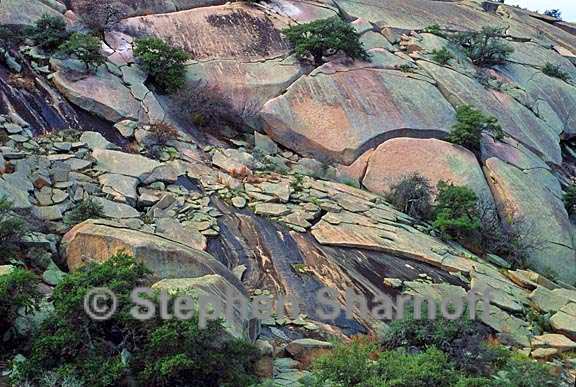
[92,149,161,179]
[255,132,279,155]
[80,131,116,151]
[114,120,138,138]
[93,197,140,219]
[99,173,139,204]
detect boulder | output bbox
[0,0,63,26]
[61,220,242,287]
[531,334,576,352]
[550,303,576,338]
[92,197,140,219]
[80,131,116,151]
[419,61,562,165]
[92,149,161,179]
[261,68,456,164]
[71,0,227,19]
[484,157,576,283]
[99,174,139,204]
[117,4,303,110]
[285,339,334,363]
[363,138,493,201]
[151,274,251,338]
[52,70,142,123]
[155,218,207,251]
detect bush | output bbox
[59,33,105,72]
[311,338,378,386]
[564,183,576,216]
[133,37,191,94]
[26,14,68,51]
[0,196,26,259]
[452,27,513,67]
[544,9,562,19]
[282,17,369,66]
[64,198,104,225]
[431,47,454,65]
[433,181,480,240]
[148,122,179,145]
[423,24,446,38]
[73,0,128,34]
[386,173,433,219]
[172,82,258,131]
[542,62,571,82]
[14,253,259,387]
[477,200,542,268]
[0,268,41,339]
[448,105,504,152]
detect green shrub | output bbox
[542,62,571,82]
[134,37,191,94]
[0,196,26,259]
[14,253,259,387]
[448,105,504,152]
[373,347,459,386]
[433,181,480,239]
[0,268,41,339]
[26,14,68,50]
[423,24,446,38]
[564,183,576,216]
[64,198,104,225]
[282,17,369,66]
[386,173,433,220]
[431,47,454,65]
[544,9,562,19]
[59,33,105,72]
[492,355,561,387]
[311,338,378,386]
[452,27,513,67]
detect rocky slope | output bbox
[1,0,576,385]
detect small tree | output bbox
[0,268,42,338]
[448,105,503,152]
[282,17,369,66]
[386,173,433,220]
[544,9,562,20]
[542,62,571,82]
[133,37,191,94]
[59,33,105,72]
[431,47,453,65]
[452,27,513,67]
[64,198,104,225]
[0,196,26,260]
[433,181,480,239]
[26,14,68,51]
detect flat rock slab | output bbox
[497,63,576,138]
[71,0,227,18]
[336,0,505,33]
[52,71,142,123]
[484,157,576,283]
[62,220,242,288]
[419,62,562,165]
[261,68,456,164]
[118,4,289,61]
[363,138,493,202]
[0,0,63,26]
[92,149,161,179]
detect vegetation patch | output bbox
[431,47,454,65]
[448,105,504,152]
[452,27,513,67]
[542,63,571,82]
[59,33,105,72]
[25,14,68,51]
[134,37,191,94]
[282,17,369,66]
[386,173,433,220]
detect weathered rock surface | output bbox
[363,138,493,201]
[419,62,562,165]
[261,68,456,164]
[62,220,241,287]
[0,0,63,26]
[92,149,161,179]
[484,157,576,283]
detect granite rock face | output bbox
[261,68,456,164]
[363,138,493,201]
